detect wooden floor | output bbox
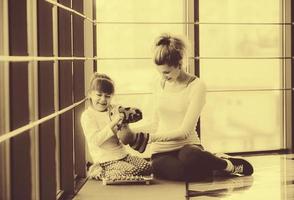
[73,154,294,200]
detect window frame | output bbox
[0,0,10,199]
[289,0,294,152]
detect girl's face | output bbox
[156,64,181,82]
[89,91,113,112]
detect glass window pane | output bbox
[200,59,283,89]
[97,24,186,58]
[201,91,283,153]
[199,0,282,23]
[97,0,185,22]
[200,0,284,152]
[200,25,282,57]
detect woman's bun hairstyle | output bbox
[154,33,186,67]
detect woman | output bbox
[125,33,254,181]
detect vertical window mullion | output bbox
[0,69,10,200]
[51,1,62,195]
[83,0,95,164]
[84,0,95,79]
[92,0,97,72]
[194,0,200,77]
[0,0,11,199]
[186,0,195,75]
[282,0,292,152]
[27,0,39,199]
[194,0,201,137]
[58,0,75,196]
[291,0,294,152]
[72,0,86,180]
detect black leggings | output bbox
[151,144,227,181]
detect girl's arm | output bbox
[152,80,206,142]
[81,112,122,146]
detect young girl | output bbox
[128,33,254,181]
[80,73,151,180]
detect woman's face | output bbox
[157,64,181,82]
[89,91,112,111]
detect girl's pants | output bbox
[89,154,152,180]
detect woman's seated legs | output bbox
[178,144,227,171]
[151,144,230,181]
[151,148,216,181]
[178,144,254,176]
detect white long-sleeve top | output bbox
[80,106,127,163]
[133,77,205,154]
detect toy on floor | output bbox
[102,175,154,185]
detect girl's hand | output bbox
[110,113,124,133]
[112,113,124,124]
